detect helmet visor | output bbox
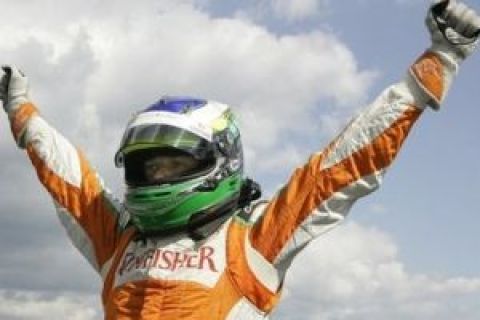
[124,148,216,186]
[117,124,214,165]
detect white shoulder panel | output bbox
[226,297,268,320]
[25,117,82,188]
[55,203,100,272]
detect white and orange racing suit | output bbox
[7,51,446,319]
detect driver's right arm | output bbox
[0,66,129,278]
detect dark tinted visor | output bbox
[124,147,216,186]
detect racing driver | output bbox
[1,1,479,319]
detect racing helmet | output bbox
[115,97,244,235]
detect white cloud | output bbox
[269,0,329,21]
[0,290,100,320]
[273,223,480,320]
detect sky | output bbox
[0,0,479,319]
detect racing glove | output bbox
[0,65,30,116]
[411,0,480,109]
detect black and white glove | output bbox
[427,0,480,65]
[0,65,30,115]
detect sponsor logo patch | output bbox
[118,245,219,276]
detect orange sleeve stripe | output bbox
[410,51,444,103]
[102,228,136,306]
[227,219,281,313]
[251,106,422,262]
[208,272,243,319]
[27,145,119,267]
[10,103,38,141]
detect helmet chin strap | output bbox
[188,178,262,240]
[187,196,240,240]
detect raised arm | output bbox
[0,66,128,277]
[247,0,480,277]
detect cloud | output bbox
[0,290,100,320]
[269,0,329,22]
[273,223,480,320]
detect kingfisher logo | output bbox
[118,246,219,276]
